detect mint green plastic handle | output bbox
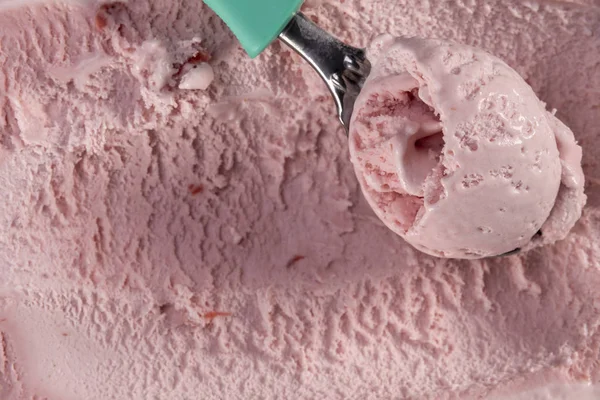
[204,0,304,58]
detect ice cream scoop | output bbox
[204,1,585,259]
[349,36,585,259]
[203,0,371,129]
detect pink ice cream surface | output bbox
[349,36,586,259]
[0,1,599,400]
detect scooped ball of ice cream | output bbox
[349,36,586,259]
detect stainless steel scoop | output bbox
[203,1,528,258]
[280,15,530,258]
[279,13,371,130]
[203,1,371,130]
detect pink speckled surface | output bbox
[0,1,599,399]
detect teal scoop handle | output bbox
[204,2,371,131]
[204,0,304,58]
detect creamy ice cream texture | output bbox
[349,36,585,259]
[0,1,599,400]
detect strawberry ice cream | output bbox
[0,1,599,400]
[349,36,586,259]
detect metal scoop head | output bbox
[279,13,371,131]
